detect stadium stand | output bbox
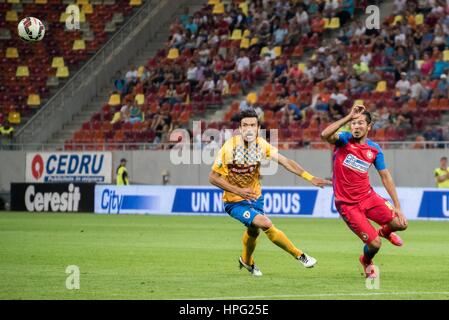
[0,0,140,138]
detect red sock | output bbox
[379,225,392,238]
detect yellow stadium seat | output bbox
[298,63,306,72]
[135,94,145,105]
[73,39,86,50]
[7,0,20,4]
[444,50,449,61]
[51,57,65,68]
[250,37,258,46]
[6,11,18,22]
[414,61,423,71]
[27,94,41,106]
[230,29,242,40]
[354,99,364,106]
[415,14,424,25]
[212,3,225,14]
[393,15,403,25]
[240,38,250,49]
[274,46,282,57]
[6,47,19,59]
[76,0,89,4]
[60,13,70,23]
[82,4,94,15]
[8,112,21,124]
[243,29,251,38]
[239,2,248,16]
[35,0,48,4]
[167,48,179,60]
[108,94,121,106]
[56,66,69,78]
[16,66,29,77]
[375,81,387,92]
[260,46,269,56]
[137,66,145,78]
[247,92,257,104]
[323,18,330,28]
[208,0,219,4]
[129,0,142,6]
[328,17,340,29]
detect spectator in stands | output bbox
[235,50,250,74]
[434,156,449,188]
[186,61,199,90]
[434,74,449,98]
[201,75,215,95]
[396,72,411,101]
[410,75,426,101]
[113,71,126,95]
[431,52,449,79]
[129,104,143,124]
[423,125,444,148]
[373,106,390,130]
[216,75,229,96]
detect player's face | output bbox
[350,114,371,140]
[240,117,259,143]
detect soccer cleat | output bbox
[239,256,263,277]
[297,253,317,268]
[379,229,403,246]
[359,255,378,279]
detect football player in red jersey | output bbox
[321,105,408,278]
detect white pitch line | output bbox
[194,291,449,300]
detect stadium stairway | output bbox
[47,0,206,145]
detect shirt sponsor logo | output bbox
[342,154,370,173]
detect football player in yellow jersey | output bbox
[209,109,332,276]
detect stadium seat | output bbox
[8,111,21,124]
[129,0,142,6]
[35,0,48,4]
[375,81,387,92]
[167,48,179,60]
[27,94,41,107]
[108,94,121,106]
[135,94,145,105]
[51,57,65,68]
[239,2,248,16]
[240,38,250,49]
[6,48,19,59]
[328,17,340,29]
[82,4,94,15]
[415,14,424,25]
[274,46,282,57]
[208,0,219,4]
[212,3,225,14]
[230,29,243,41]
[443,50,449,62]
[76,0,89,4]
[6,11,18,22]
[250,37,259,46]
[73,40,86,50]
[247,92,257,104]
[16,66,30,77]
[56,66,69,78]
[7,0,20,3]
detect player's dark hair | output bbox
[239,109,259,126]
[441,156,448,161]
[362,111,372,124]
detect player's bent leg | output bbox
[252,215,317,268]
[360,237,381,279]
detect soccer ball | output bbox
[18,17,45,42]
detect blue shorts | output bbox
[224,196,265,227]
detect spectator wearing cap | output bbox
[116,159,130,185]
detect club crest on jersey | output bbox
[342,154,370,173]
[243,211,251,219]
[367,150,373,159]
[361,232,369,241]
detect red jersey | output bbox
[332,132,386,204]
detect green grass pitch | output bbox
[1,212,449,300]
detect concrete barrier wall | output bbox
[0,149,446,192]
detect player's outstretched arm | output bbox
[271,152,332,188]
[208,171,258,201]
[378,169,408,228]
[320,105,365,144]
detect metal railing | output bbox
[2,141,449,151]
[14,0,176,144]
